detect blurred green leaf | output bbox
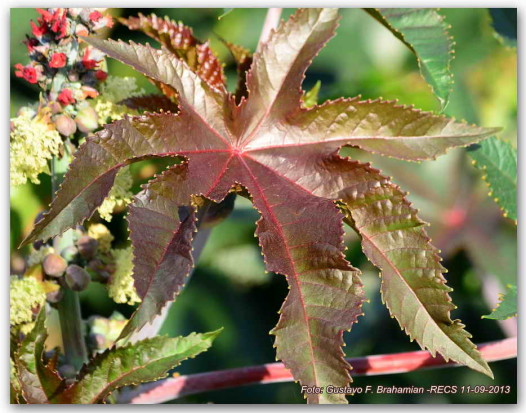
[468,137,517,221]
[218,8,234,20]
[365,8,454,108]
[483,284,517,320]
[204,244,269,286]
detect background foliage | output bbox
[10,8,516,403]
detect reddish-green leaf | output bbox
[222,39,253,103]
[120,94,178,113]
[288,98,499,161]
[120,13,225,90]
[13,310,64,403]
[24,8,498,404]
[61,329,221,404]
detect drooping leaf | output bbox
[13,310,64,403]
[61,329,221,404]
[488,8,517,48]
[365,8,454,108]
[25,8,498,404]
[468,137,517,221]
[120,13,225,90]
[483,284,517,320]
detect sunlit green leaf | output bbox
[62,329,221,403]
[468,137,517,221]
[365,8,454,108]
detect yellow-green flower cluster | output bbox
[10,111,62,187]
[98,166,134,221]
[10,276,46,327]
[92,76,143,125]
[88,223,114,253]
[108,246,140,305]
[10,357,20,394]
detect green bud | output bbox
[65,265,90,291]
[42,253,67,278]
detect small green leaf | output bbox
[468,137,517,222]
[302,81,321,108]
[365,8,454,109]
[489,9,517,48]
[483,284,517,320]
[63,329,221,404]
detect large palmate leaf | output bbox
[468,137,517,221]
[365,8,454,108]
[60,329,221,403]
[13,310,64,403]
[24,8,498,404]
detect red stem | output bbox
[258,8,283,48]
[121,337,516,404]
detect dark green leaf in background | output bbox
[488,8,517,48]
[483,284,517,320]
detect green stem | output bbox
[51,145,88,372]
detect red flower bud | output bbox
[49,52,67,68]
[24,38,39,53]
[30,20,48,37]
[36,8,54,24]
[95,70,108,81]
[82,48,100,69]
[58,89,75,105]
[14,64,38,84]
[89,11,102,22]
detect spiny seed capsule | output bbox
[54,114,77,137]
[75,106,99,133]
[42,253,68,278]
[76,236,98,260]
[65,265,91,291]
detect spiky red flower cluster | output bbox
[14,8,114,106]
